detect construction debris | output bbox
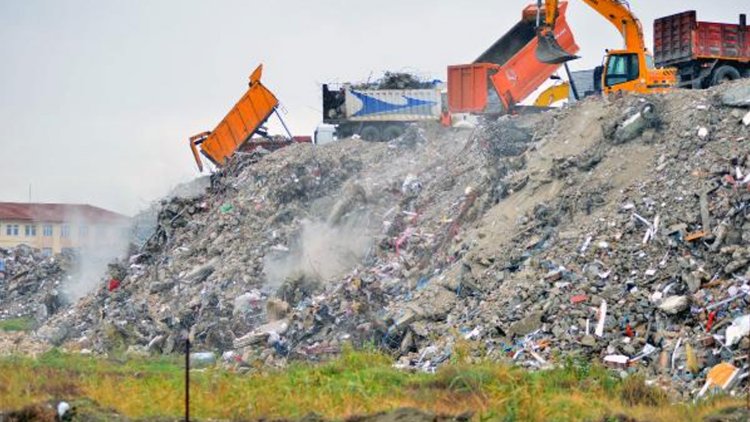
[0,246,71,327]
[32,80,750,398]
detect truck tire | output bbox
[383,125,405,141]
[360,125,382,142]
[711,65,741,86]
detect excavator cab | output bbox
[603,52,641,87]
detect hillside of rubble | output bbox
[30,80,750,398]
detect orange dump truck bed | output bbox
[189,65,280,171]
[448,2,579,114]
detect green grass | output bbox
[0,317,34,332]
[0,347,744,421]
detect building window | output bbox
[5,224,19,236]
[42,248,53,257]
[60,224,71,238]
[43,225,53,237]
[24,225,37,237]
[78,225,89,238]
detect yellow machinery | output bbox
[536,0,677,94]
[533,82,571,106]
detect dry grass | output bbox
[0,348,745,421]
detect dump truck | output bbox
[654,11,750,88]
[321,73,443,142]
[189,65,306,172]
[447,2,580,115]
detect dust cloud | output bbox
[263,217,373,291]
[59,213,131,303]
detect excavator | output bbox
[533,82,572,107]
[535,0,677,94]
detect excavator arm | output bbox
[538,0,647,64]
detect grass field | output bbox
[0,347,745,421]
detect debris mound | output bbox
[42,80,750,397]
[0,246,71,326]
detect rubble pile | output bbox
[353,72,438,90]
[0,246,71,325]
[386,84,750,398]
[41,80,750,397]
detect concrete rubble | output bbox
[33,80,750,398]
[0,245,71,326]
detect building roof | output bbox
[0,202,129,224]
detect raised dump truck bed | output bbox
[189,65,285,171]
[654,11,749,88]
[448,2,579,114]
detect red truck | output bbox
[654,11,749,88]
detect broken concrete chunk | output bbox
[149,280,175,294]
[509,311,544,337]
[658,296,690,315]
[185,262,215,283]
[580,335,597,347]
[233,319,289,349]
[720,85,750,107]
[613,102,658,144]
[36,324,69,346]
[683,271,703,294]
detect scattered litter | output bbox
[724,314,749,347]
[697,363,741,397]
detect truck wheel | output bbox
[383,125,405,141]
[360,126,382,142]
[711,65,741,86]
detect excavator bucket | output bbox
[536,31,579,64]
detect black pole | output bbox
[563,63,580,101]
[185,338,190,422]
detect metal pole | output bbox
[185,338,190,422]
[274,108,294,140]
[536,0,542,27]
[563,63,580,101]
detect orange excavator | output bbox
[536,0,677,94]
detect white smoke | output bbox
[263,217,373,291]
[59,211,131,302]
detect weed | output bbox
[0,317,34,332]
[0,351,744,421]
[619,374,667,407]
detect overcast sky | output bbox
[0,0,746,215]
